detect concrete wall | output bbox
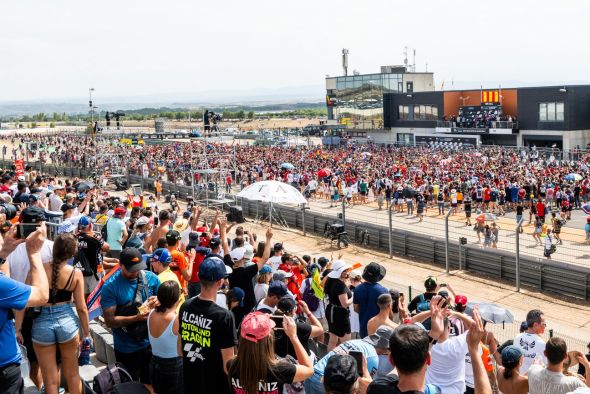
[402,73,435,92]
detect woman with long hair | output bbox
[227,312,313,394]
[496,346,528,394]
[148,280,183,394]
[32,233,90,394]
[254,266,272,302]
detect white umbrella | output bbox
[237,180,307,226]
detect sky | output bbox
[1,0,590,102]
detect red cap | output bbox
[455,295,468,306]
[196,226,207,233]
[240,312,275,343]
[114,207,127,216]
[213,228,220,234]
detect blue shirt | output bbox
[313,339,379,378]
[100,269,160,353]
[106,218,126,251]
[353,282,388,338]
[0,273,31,367]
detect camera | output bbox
[0,203,17,221]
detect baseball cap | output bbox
[209,238,220,249]
[259,265,272,275]
[78,216,92,229]
[65,193,76,200]
[114,207,127,216]
[424,276,437,289]
[455,295,468,307]
[228,287,245,307]
[151,248,172,264]
[136,216,149,226]
[182,211,191,219]
[52,185,64,191]
[188,232,200,248]
[120,248,146,272]
[230,247,246,261]
[241,312,275,343]
[60,203,76,213]
[17,175,25,182]
[277,296,297,314]
[268,281,288,297]
[501,345,523,366]
[362,262,386,283]
[198,256,229,282]
[363,325,394,349]
[273,269,293,282]
[166,230,182,243]
[243,244,254,260]
[0,193,12,204]
[173,219,189,232]
[196,226,207,234]
[21,206,46,223]
[323,355,359,393]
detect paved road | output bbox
[289,196,590,269]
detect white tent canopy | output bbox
[237,180,307,205]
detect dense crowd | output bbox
[1,161,590,394]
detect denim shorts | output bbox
[32,304,80,346]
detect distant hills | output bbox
[0,84,326,117]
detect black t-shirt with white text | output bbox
[227,360,296,394]
[180,297,237,394]
[77,232,104,274]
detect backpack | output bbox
[301,278,320,312]
[416,294,431,313]
[92,363,133,394]
[101,219,110,241]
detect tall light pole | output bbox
[89,88,95,140]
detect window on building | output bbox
[539,102,564,121]
[412,105,438,120]
[398,105,409,120]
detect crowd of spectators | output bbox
[1,161,590,394]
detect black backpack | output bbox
[92,363,133,394]
[101,219,109,241]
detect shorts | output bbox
[150,356,183,394]
[0,363,24,394]
[84,272,102,295]
[465,211,471,218]
[32,304,80,346]
[115,347,152,384]
[516,215,522,223]
[360,191,367,196]
[326,304,350,337]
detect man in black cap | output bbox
[101,247,160,389]
[353,262,388,338]
[323,354,372,394]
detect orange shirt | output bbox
[168,248,189,290]
[481,343,494,373]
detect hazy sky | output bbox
[2,0,589,101]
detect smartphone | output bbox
[349,350,364,376]
[271,316,284,330]
[18,223,40,239]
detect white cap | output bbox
[230,247,246,261]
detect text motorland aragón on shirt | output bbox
[179,297,236,394]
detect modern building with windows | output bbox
[377,85,590,149]
[325,66,434,130]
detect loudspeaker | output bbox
[227,206,245,223]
